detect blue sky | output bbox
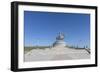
[24,11,90,48]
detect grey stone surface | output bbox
[24,46,90,62]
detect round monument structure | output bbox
[53,33,66,47]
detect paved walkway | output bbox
[24,47,90,62]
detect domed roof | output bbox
[56,33,65,40]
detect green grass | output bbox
[24,47,33,54]
[24,46,50,54]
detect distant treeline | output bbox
[66,45,89,49]
[25,46,50,50]
[25,45,89,49]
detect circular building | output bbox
[53,33,66,47]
